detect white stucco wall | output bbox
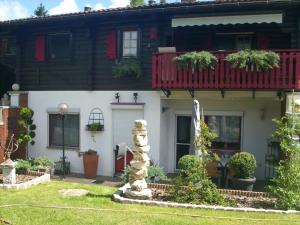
[28,91,161,177]
[160,91,282,180]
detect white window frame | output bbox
[173,110,244,170]
[47,108,80,150]
[122,31,138,57]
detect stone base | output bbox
[124,188,152,200]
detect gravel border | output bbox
[113,184,300,214]
[0,174,50,190]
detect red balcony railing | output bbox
[152,50,300,90]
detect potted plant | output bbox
[83,149,99,178]
[112,58,141,78]
[225,50,279,71]
[229,152,257,191]
[174,51,217,71]
[86,123,104,132]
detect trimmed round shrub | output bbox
[178,155,206,183]
[229,152,256,179]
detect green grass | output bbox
[0,181,300,225]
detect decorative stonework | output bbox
[0,173,50,190]
[0,159,17,184]
[113,186,300,214]
[124,120,152,200]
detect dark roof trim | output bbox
[0,0,298,26]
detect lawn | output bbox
[0,181,299,225]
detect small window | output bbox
[205,115,242,150]
[0,38,16,56]
[122,31,138,57]
[236,35,252,50]
[49,114,79,149]
[48,33,72,60]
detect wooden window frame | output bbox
[47,32,73,61]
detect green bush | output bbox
[146,165,168,183]
[229,152,256,179]
[120,164,168,184]
[268,104,300,210]
[168,155,228,206]
[15,157,54,174]
[177,155,206,183]
[16,159,33,173]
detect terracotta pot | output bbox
[83,153,99,178]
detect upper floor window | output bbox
[0,38,16,56]
[48,33,72,60]
[122,31,138,57]
[236,35,252,50]
[217,33,252,51]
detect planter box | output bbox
[86,124,104,131]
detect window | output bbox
[205,115,242,150]
[236,35,252,50]
[0,38,16,56]
[49,114,79,148]
[48,33,72,60]
[216,33,252,50]
[122,31,138,57]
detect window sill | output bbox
[47,146,80,151]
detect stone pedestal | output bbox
[125,120,152,200]
[0,159,17,184]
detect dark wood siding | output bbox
[0,3,299,91]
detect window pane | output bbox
[131,31,137,40]
[123,40,130,48]
[123,32,130,40]
[177,116,191,143]
[130,40,137,48]
[49,114,79,148]
[49,34,71,59]
[205,115,241,150]
[129,48,137,56]
[123,48,130,56]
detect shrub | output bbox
[174,51,217,71]
[15,157,54,174]
[168,155,228,206]
[146,165,168,183]
[120,164,168,184]
[229,152,256,179]
[267,102,300,210]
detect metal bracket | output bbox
[221,90,225,99]
[252,90,256,99]
[188,89,195,98]
[162,88,171,98]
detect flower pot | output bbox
[86,124,104,131]
[230,177,256,191]
[83,153,99,178]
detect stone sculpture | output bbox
[0,134,19,184]
[125,120,152,199]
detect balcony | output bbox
[152,50,300,90]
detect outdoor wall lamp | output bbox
[115,92,120,103]
[58,102,69,179]
[133,93,138,103]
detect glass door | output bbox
[176,116,191,168]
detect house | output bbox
[0,0,300,180]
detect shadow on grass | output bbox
[86,193,112,199]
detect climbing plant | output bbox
[267,98,300,210]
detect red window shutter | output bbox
[106,31,117,60]
[149,27,157,40]
[257,33,269,50]
[35,36,45,62]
